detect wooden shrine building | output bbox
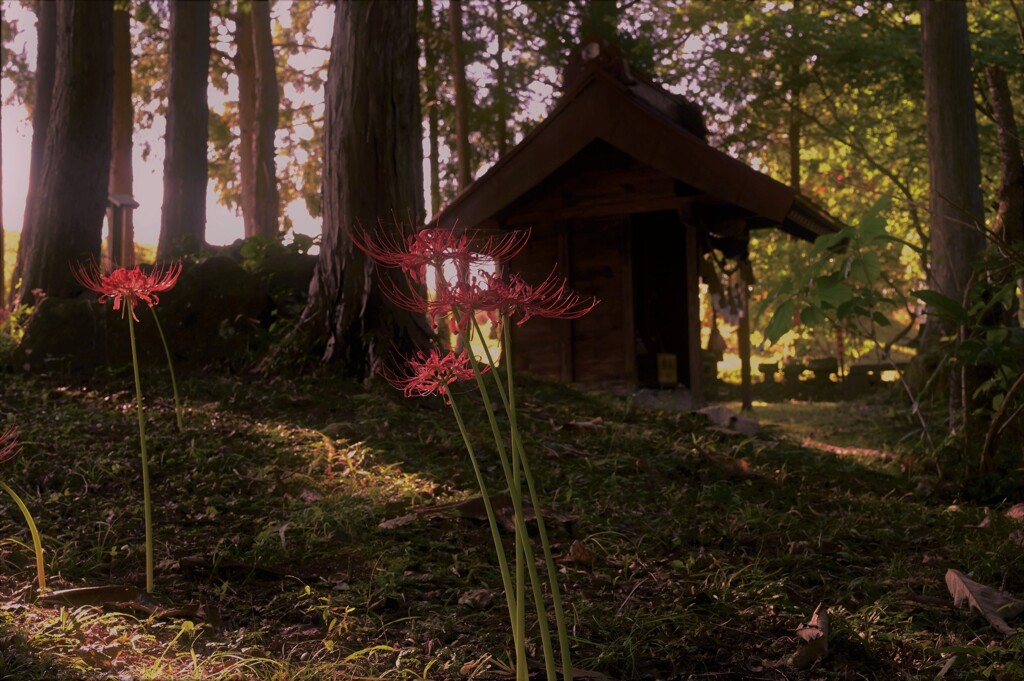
[436,41,841,407]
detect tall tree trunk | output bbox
[266,0,427,376]
[108,5,134,268]
[13,0,113,304]
[985,65,1023,247]
[236,0,279,240]
[423,0,441,215]
[494,0,508,157]
[920,0,986,436]
[10,0,56,306]
[158,0,210,261]
[1,1,5,308]
[450,0,472,190]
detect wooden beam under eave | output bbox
[504,194,702,227]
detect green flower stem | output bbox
[475,317,573,680]
[448,394,523,675]
[150,308,183,433]
[469,355,555,681]
[128,313,155,594]
[0,480,46,591]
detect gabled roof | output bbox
[435,51,841,243]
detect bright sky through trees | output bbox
[1,2,333,248]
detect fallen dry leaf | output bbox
[1006,503,1024,520]
[946,568,1024,636]
[788,602,829,669]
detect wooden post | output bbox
[685,222,703,408]
[107,194,139,268]
[739,261,753,412]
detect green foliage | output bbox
[762,199,904,348]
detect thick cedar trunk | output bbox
[423,0,441,215]
[158,0,210,261]
[985,65,1023,247]
[236,0,279,239]
[10,0,56,306]
[108,5,134,268]
[270,0,426,376]
[920,0,986,435]
[450,0,472,190]
[13,0,113,304]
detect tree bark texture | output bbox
[423,0,441,215]
[985,65,1023,247]
[108,5,134,268]
[13,0,113,305]
[449,0,473,190]
[494,0,508,157]
[275,0,426,377]
[10,0,56,306]
[0,2,5,307]
[158,0,210,261]
[236,0,279,240]
[920,0,986,434]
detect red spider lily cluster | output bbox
[354,222,598,399]
[0,427,17,465]
[382,348,486,402]
[72,262,183,321]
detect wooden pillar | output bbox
[685,222,703,408]
[739,260,753,412]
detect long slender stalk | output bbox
[469,356,555,681]
[150,308,183,432]
[128,313,155,593]
[448,394,522,673]
[0,480,46,591]
[474,317,573,680]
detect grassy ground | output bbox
[1,367,1023,680]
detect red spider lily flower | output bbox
[351,223,530,283]
[382,348,484,402]
[72,261,183,322]
[481,267,600,325]
[0,427,17,465]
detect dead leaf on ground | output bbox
[1006,503,1024,520]
[564,539,596,567]
[788,602,830,669]
[457,588,495,609]
[945,568,1024,636]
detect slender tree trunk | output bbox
[108,5,134,268]
[494,0,508,157]
[1,1,5,308]
[236,3,255,231]
[985,65,1023,247]
[158,0,210,261]
[450,0,472,190]
[266,0,427,376]
[10,0,56,306]
[920,0,986,436]
[423,0,441,215]
[251,0,279,238]
[13,0,114,304]
[236,0,279,239]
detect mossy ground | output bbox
[1,368,1022,680]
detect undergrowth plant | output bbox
[0,426,46,591]
[356,224,597,680]
[72,262,183,593]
